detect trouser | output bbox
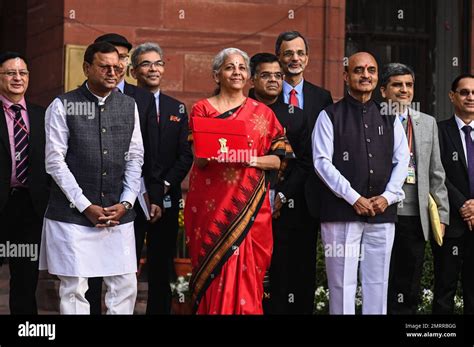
[58,273,137,314]
[267,204,317,314]
[0,188,42,314]
[388,216,426,314]
[432,231,474,314]
[86,205,146,315]
[146,207,179,314]
[321,221,395,314]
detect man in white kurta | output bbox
[312,52,409,314]
[39,42,144,314]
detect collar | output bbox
[116,79,125,93]
[283,79,304,96]
[0,94,27,112]
[154,89,160,100]
[86,82,111,105]
[454,114,474,130]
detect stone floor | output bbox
[0,263,148,315]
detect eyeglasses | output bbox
[137,60,165,69]
[282,50,307,58]
[258,72,283,80]
[455,89,474,97]
[94,64,123,74]
[0,70,29,78]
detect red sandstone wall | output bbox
[26,0,345,108]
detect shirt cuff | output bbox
[344,189,361,206]
[381,191,401,206]
[120,190,137,207]
[75,195,92,213]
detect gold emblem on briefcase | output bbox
[219,138,229,153]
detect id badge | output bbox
[406,166,416,184]
[163,195,172,209]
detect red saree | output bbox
[185,97,288,314]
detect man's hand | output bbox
[149,204,162,223]
[440,223,446,238]
[272,194,283,220]
[353,197,376,216]
[369,196,389,215]
[97,203,127,227]
[83,204,117,228]
[460,200,474,221]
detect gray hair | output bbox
[380,63,415,88]
[212,48,250,76]
[131,42,164,68]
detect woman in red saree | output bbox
[185,48,291,314]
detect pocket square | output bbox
[169,115,181,122]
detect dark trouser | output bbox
[86,205,148,315]
[267,203,318,314]
[146,207,179,314]
[388,215,426,314]
[0,188,42,314]
[432,231,474,314]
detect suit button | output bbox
[364,124,369,128]
[366,138,371,143]
[369,169,374,174]
[102,171,107,176]
[100,107,105,112]
[101,192,105,197]
[103,149,108,155]
[368,153,373,158]
[102,128,106,133]
[369,186,373,191]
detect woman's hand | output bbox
[245,155,280,171]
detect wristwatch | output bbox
[120,201,133,210]
[277,192,287,204]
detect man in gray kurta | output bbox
[382,63,449,314]
[39,42,144,314]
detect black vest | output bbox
[319,94,397,223]
[45,83,137,226]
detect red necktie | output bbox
[289,89,299,108]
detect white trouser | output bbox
[321,221,395,315]
[58,273,137,314]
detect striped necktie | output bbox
[10,104,29,185]
[462,125,474,197]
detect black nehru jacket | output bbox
[319,94,397,224]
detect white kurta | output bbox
[39,92,144,277]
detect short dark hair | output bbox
[0,51,27,67]
[250,53,282,77]
[84,42,119,64]
[275,31,309,55]
[94,33,132,51]
[380,63,415,88]
[451,73,474,92]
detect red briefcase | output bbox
[190,116,251,161]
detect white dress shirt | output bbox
[312,109,409,207]
[454,114,474,167]
[39,88,144,277]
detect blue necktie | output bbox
[462,125,474,197]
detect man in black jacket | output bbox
[249,52,313,314]
[275,31,333,313]
[86,33,159,314]
[131,42,193,314]
[0,51,49,314]
[435,73,474,313]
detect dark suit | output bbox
[144,92,193,314]
[278,80,333,313]
[86,82,157,314]
[267,101,314,314]
[434,116,474,313]
[0,100,49,314]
